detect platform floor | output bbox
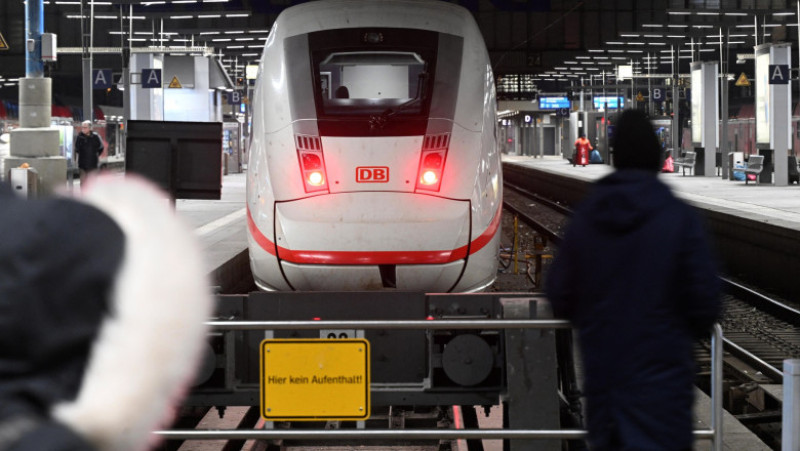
[504,154,800,232]
[175,172,247,275]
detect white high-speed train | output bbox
[246,0,502,292]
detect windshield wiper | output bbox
[369,72,429,131]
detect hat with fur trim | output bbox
[0,176,214,451]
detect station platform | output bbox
[503,154,800,232]
[174,171,249,292]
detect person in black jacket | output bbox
[74,121,104,184]
[546,109,721,451]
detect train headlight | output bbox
[420,170,438,185]
[308,171,324,186]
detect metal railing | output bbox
[156,320,724,451]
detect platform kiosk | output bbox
[755,43,792,185]
[690,61,719,176]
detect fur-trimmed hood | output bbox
[0,176,214,451]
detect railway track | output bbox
[163,179,795,451]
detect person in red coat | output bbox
[574,133,592,167]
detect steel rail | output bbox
[154,428,716,440]
[206,319,571,330]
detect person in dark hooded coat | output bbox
[546,109,721,451]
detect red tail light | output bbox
[415,133,449,192]
[296,134,328,193]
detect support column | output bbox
[502,297,559,451]
[783,359,800,451]
[5,0,65,195]
[690,61,719,176]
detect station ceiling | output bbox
[0,0,798,105]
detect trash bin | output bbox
[9,166,39,198]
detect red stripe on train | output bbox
[246,202,501,265]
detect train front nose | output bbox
[273,192,471,291]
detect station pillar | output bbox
[755,43,792,186]
[4,0,65,196]
[690,61,718,177]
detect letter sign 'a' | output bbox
[769,65,789,84]
[92,69,112,90]
[356,166,389,183]
[141,69,162,89]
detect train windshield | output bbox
[318,51,427,114]
[307,28,440,135]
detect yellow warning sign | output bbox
[260,339,370,421]
[636,91,644,102]
[735,72,751,87]
[168,76,182,88]
[0,32,9,50]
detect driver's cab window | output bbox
[319,51,427,115]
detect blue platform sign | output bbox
[92,69,112,90]
[141,68,162,89]
[769,64,789,84]
[538,96,570,109]
[593,96,624,109]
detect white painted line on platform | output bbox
[195,207,246,237]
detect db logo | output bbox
[356,166,389,183]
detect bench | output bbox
[673,151,696,176]
[741,155,764,185]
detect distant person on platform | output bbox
[74,121,104,184]
[573,133,592,167]
[547,109,721,451]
